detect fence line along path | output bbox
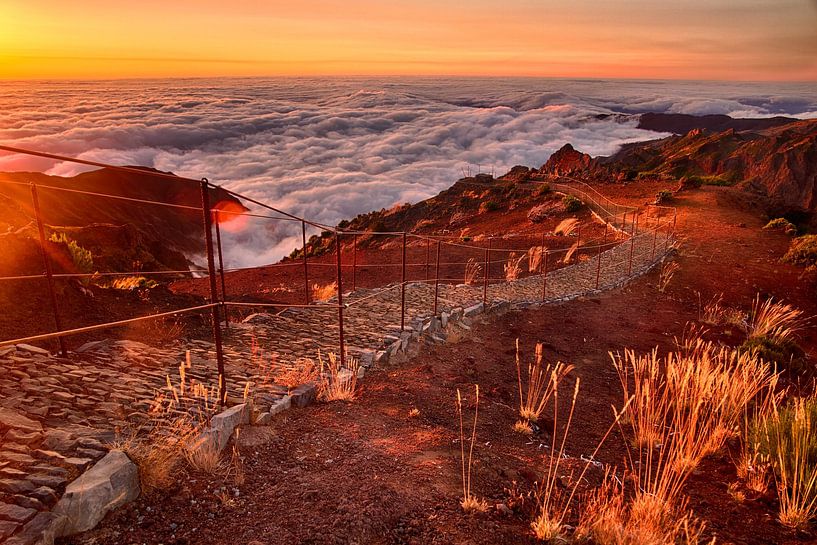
[0,150,674,544]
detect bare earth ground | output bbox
[63,184,817,545]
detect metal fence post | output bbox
[425,238,431,281]
[400,232,407,331]
[595,242,602,289]
[214,209,229,327]
[335,231,346,367]
[542,249,549,302]
[483,239,490,305]
[30,184,67,357]
[352,233,357,292]
[628,212,637,275]
[200,179,226,405]
[302,220,310,305]
[652,220,659,259]
[433,241,441,316]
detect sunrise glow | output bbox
[1,0,816,81]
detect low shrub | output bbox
[655,190,674,204]
[764,217,797,235]
[740,336,806,374]
[783,235,817,272]
[535,183,551,196]
[479,200,500,213]
[49,232,94,275]
[751,396,817,529]
[562,194,583,213]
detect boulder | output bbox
[52,450,140,537]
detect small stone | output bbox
[14,344,50,356]
[11,495,43,511]
[0,479,35,495]
[29,487,58,507]
[0,409,42,434]
[62,457,92,472]
[28,474,67,489]
[3,430,41,446]
[0,502,36,523]
[41,430,76,451]
[0,520,19,540]
[33,450,65,463]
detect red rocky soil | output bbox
[62,183,817,545]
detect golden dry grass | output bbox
[275,357,320,392]
[318,351,360,402]
[464,258,482,285]
[657,261,680,293]
[504,252,526,281]
[514,339,573,425]
[554,218,578,236]
[748,295,808,343]
[528,246,546,272]
[312,281,338,301]
[456,385,488,513]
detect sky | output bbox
[1,0,816,81]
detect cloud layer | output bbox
[2,77,816,266]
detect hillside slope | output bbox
[539,119,817,222]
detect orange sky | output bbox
[1,0,816,81]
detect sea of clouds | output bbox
[1,77,816,267]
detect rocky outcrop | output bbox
[539,144,592,176]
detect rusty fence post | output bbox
[200,179,227,405]
[352,233,357,292]
[628,212,637,275]
[302,220,310,305]
[595,242,603,289]
[214,209,229,327]
[30,184,67,357]
[335,231,346,367]
[425,238,431,281]
[400,232,407,331]
[433,241,441,316]
[482,239,490,305]
[652,220,659,259]
[541,246,549,302]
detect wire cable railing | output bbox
[0,144,677,407]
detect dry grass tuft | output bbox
[464,259,482,285]
[750,395,817,529]
[456,385,488,513]
[513,419,533,435]
[553,218,578,236]
[748,295,808,344]
[318,351,360,402]
[514,339,573,425]
[504,252,526,281]
[125,416,202,493]
[657,261,680,293]
[561,241,580,265]
[698,293,748,328]
[528,246,546,272]
[184,439,226,474]
[312,281,338,301]
[275,357,320,392]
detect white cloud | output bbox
[1,77,815,266]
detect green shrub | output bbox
[683,173,737,187]
[750,396,817,528]
[562,195,583,213]
[740,335,806,374]
[49,232,93,275]
[479,200,500,213]
[783,235,817,272]
[655,190,673,204]
[764,218,797,235]
[535,183,551,196]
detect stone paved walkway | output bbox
[0,212,672,544]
